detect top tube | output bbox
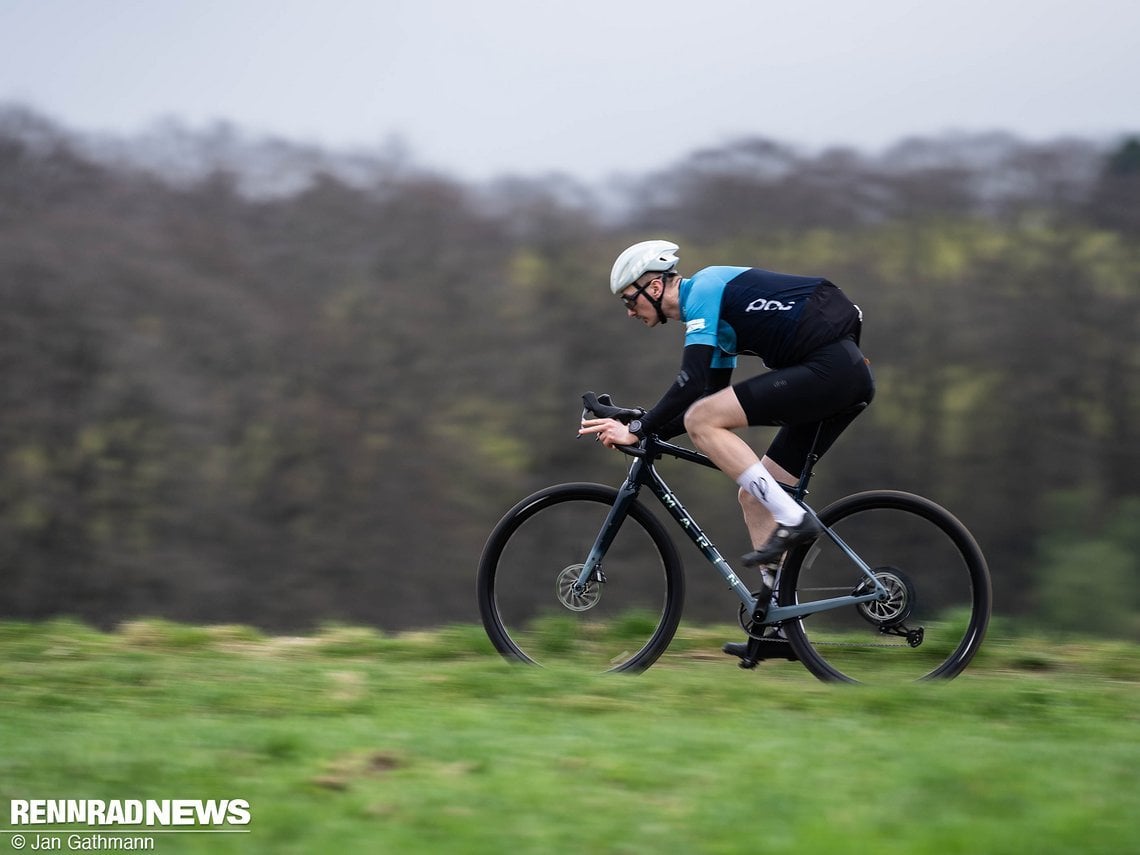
[582,391,866,496]
[616,435,720,471]
[612,430,817,499]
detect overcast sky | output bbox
[2,0,1138,181]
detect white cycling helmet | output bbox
[609,240,680,295]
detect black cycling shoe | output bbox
[742,515,822,567]
[722,639,761,669]
[722,630,799,669]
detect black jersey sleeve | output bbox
[634,345,733,440]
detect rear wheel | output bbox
[477,483,684,672]
[778,490,991,683]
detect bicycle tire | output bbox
[778,490,991,683]
[477,482,685,673]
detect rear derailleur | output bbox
[878,623,925,648]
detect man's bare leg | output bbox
[685,390,805,527]
[738,455,798,548]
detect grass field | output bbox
[0,619,1136,854]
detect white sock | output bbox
[736,462,805,527]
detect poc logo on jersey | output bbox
[686,318,707,334]
[746,298,795,313]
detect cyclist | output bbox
[579,240,874,660]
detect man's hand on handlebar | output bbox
[578,417,640,449]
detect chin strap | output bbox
[649,273,674,324]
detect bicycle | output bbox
[477,392,992,683]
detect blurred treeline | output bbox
[2,106,1138,637]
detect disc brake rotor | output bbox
[556,564,601,612]
[855,566,916,627]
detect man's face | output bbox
[620,276,662,326]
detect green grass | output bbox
[0,618,1137,854]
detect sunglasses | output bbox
[620,278,659,310]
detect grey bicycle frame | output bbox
[573,436,889,622]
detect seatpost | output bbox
[794,422,827,500]
[793,403,868,500]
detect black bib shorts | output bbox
[732,336,875,476]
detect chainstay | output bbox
[743,586,912,647]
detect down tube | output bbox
[646,469,758,610]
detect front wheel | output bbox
[778,490,991,683]
[477,483,684,672]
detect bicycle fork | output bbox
[572,477,640,593]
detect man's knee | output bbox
[683,397,720,440]
[682,402,704,438]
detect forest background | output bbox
[3,106,1138,638]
